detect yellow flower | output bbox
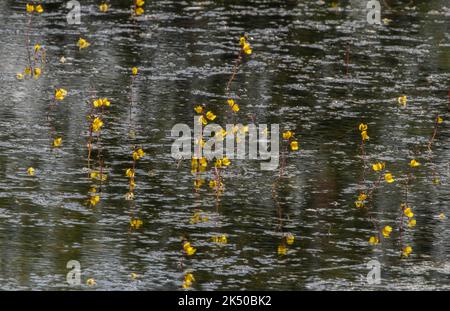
[290,141,299,151]
[433,178,440,185]
[125,192,135,200]
[282,131,293,140]
[24,67,32,75]
[206,111,217,121]
[286,233,295,245]
[183,242,197,256]
[402,246,412,257]
[403,207,414,218]
[130,272,138,280]
[368,236,379,245]
[381,225,392,238]
[89,195,100,206]
[372,162,385,171]
[222,157,231,166]
[26,4,34,13]
[358,193,367,201]
[194,178,204,188]
[277,244,287,255]
[198,115,207,125]
[397,95,407,106]
[183,273,195,289]
[53,137,62,147]
[55,88,68,101]
[34,44,41,53]
[199,157,207,167]
[227,99,240,112]
[130,219,143,229]
[16,73,24,80]
[209,180,218,189]
[355,201,365,208]
[438,213,446,220]
[211,235,228,244]
[408,219,416,228]
[132,67,138,76]
[242,43,252,55]
[77,38,90,50]
[35,4,44,13]
[214,159,222,168]
[194,105,203,114]
[135,7,144,16]
[126,168,135,178]
[133,148,145,161]
[361,130,369,141]
[358,123,368,132]
[86,278,96,286]
[27,167,35,176]
[99,3,109,12]
[33,67,41,79]
[409,159,420,168]
[384,173,395,183]
[136,0,145,6]
[437,116,443,124]
[92,117,104,132]
[90,171,107,181]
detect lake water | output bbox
[0,0,449,290]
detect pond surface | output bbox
[0,0,449,290]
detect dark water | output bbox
[0,0,449,290]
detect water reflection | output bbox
[0,0,449,290]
